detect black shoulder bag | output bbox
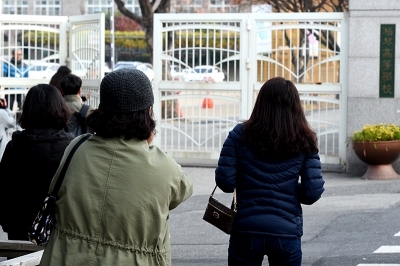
[203,185,237,234]
[28,134,91,246]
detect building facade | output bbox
[1,0,242,16]
[1,0,139,16]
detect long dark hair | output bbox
[18,84,71,129]
[241,77,318,159]
[49,66,71,96]
[86,107,156,140]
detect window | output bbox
[86,0,140,14]
[209,0,237,12]
[134,7,141,16]
[34,0,61,15]
[210,0,230,5]
[87,0,110,14]
[3,0,28,14]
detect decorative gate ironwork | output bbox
[0,13,104,137]
[153,13,348,164]
[69,14,106,108]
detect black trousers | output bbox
[7,93,22,112]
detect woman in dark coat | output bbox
[215,77,325,266]
[0,84,73,241]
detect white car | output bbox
[170,65,186,81]
[184,65,225,82]
[114,61,154,82]
[26,62,60,79]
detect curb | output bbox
[176,158,346,173]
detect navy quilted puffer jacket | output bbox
[215,123,325,237]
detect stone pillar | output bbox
[347,0,400,175]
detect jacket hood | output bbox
[12,128,73,141]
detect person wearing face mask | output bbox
[2,49,29,113]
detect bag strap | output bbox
[211,185,237,211]
[79,104,89,117]
[50,134,91,197]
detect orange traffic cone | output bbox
[202,92,214,108]
[202,98,214,108]
[176,101,184,117]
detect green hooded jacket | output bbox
[39,134,193,266]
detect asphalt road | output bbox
[169,167,400,266]
[2,167,400,266]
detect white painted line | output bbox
[357,264,400,266]
[373,246,400,253]
[394,231,400,236]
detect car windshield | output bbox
[115,64,135,70]
[114,61,142,70]
[31,65,48,71]
[194,67,212,73]
[50,65,60,71]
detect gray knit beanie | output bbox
[99,68,154,113]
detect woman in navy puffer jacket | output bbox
[215,77,325,266]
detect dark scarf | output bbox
[10,57,23,68]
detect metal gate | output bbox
[0,13,104,135]
[68,14,105,108]
[153,13,348,164]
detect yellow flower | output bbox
[352,123,400,142]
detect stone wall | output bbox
[347,0,400,175]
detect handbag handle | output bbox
[50,134,91,197]
[211,185,237,212]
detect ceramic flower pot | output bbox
[352,140,400,180]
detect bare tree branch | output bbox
[114,0,143,27]
[113,0,170,63]
[152,0,162,12]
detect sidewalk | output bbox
[170,164,400,266]
[176,158,346,172]
[181,163,400,197]
[177,158,355,197]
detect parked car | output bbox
[170,65,186,81]
[26,62,60,79]
[183,65,225,82]
[114,61,154,82]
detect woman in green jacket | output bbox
[39,68,193,266]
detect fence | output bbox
[0,13,348,165]
[153,12,348,164]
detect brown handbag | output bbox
[203,185,237,234]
